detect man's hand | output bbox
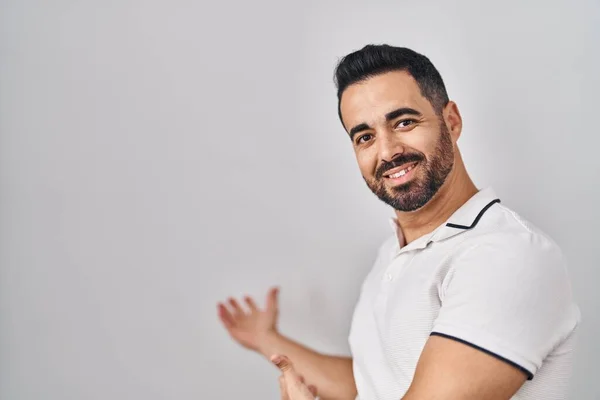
[217,287,279,352]
[272,355,318,400]
[218,287,356,399]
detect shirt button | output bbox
[385,273,393,281]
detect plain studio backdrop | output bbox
[1,0,599,399]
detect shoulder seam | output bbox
[496,204,534,234]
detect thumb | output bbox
[272,355,316,399]
[271,354,294,373]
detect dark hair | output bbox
[334,44,449,124]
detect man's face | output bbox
[339,70,455,212]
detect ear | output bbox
[443,101,463,142]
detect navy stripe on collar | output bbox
[445,199,501,230]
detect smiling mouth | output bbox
[384,162,418,179]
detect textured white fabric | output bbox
[348,188,580,400]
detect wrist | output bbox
[257,329,282,358]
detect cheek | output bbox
[355,148,378,177]
[406,129,439,158]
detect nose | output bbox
[377,129,405,162]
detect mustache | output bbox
[375,153,425,179]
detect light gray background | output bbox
[1,0,598,399]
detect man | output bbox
[217,45,580,400]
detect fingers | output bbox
[217,303,235,329]
[218,287,278,321]
[271,355,316,399]
[266,287,279,313]
[219,293,263,317]
[271,354,294,373]
[228,297,244,316]
[244,296,258,312]
[299,377,318,397]
[279,375,289,400]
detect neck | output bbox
[394,158,477,244]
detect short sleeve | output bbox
[431,235,580,379]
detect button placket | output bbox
[383,251,417,283]
[382,254,404,282]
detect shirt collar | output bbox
[389,187,501,250]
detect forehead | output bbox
[339,70,433,130]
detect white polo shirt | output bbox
[348,188,580,400]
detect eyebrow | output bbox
[348,107,423,140]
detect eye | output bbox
[395,119,417,129]
[356,133,373,144]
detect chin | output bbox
[387,180,416,194]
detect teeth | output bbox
[390,170,406,178]
[388,164,415,179]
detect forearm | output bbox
[258,332,357,400]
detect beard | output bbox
[363,124,455,212]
